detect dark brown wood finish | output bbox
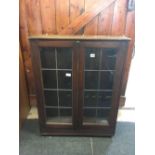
[29,35,130,136]
[78,45,85,128]
[72,44,79,129]
[108,41,129,130]
[30,41,46,132]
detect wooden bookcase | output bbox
[30,35,130,136]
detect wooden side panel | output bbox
[111,0,127,35]
[19,45,30,128]
[98,3,115,35]
[25,0,42,35]
[84,0,98,35]
[40,0,56,34]
[122,10,135,95]
[56,0,69,33]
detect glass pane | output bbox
[46,108,58,117]
[60,108,72,117]
[85,71,114,89]
[58,71,72,89]
[84,91,112,107]
[59,91,72,107]
[101,49,116,70]
[84,109,96,117]
[85,48,101,70]
[57,48,72,69]
[44,91,58,106]
[83,48,116,126]
[40,48,56,68]
[85,48,116,70]
[42,70,57,88]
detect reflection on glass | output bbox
[58,71,72,89]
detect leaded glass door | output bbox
[78,42,118,128]
[39,45,74,126]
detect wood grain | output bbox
[25,0,42,34]
[84,0,98,35]
[56,0,70,33]
[20,0,35,94]
[40,0,56,34]
[70,0,84,34]
[111,0,127,35]
[70,0,84,22]
[98,3,115,35]
[59,0,116,34]
[19,0,30,53]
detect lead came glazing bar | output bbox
[44,88,72,91]
[41,68,72,71]
[55,48,60,117]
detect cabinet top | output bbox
[29,35,130,41]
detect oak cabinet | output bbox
[30,35,130,136]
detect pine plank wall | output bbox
[19,0,135,106]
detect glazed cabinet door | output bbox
[78,41,128,130]
[31,40,78,130]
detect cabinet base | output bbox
[40,127,115,137]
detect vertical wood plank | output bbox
[25,0,42,35]
[70,0,84,22]
[111,0,127,35]
[19,0,30,53]
[70,0,84,34]
[56,0,69,33]
[98,3,115,35]
[84,0,98,35]
[20,0,35,95]
[40,0,56,34]
[122,10,135,95]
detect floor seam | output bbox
[90,137,94,155]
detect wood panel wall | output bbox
[19,0,135,104]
